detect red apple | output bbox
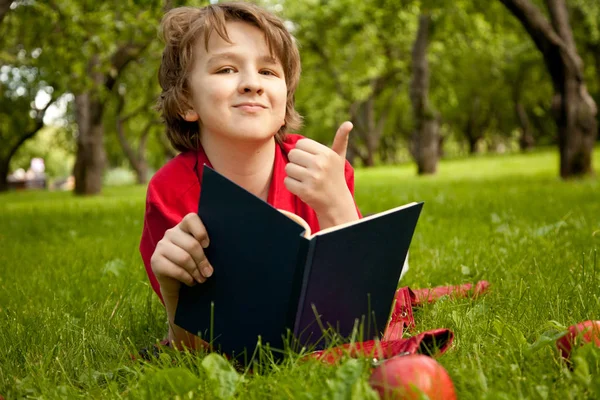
[556,320,600,360]
[369,354,457,400]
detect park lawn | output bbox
[0,148,599,399]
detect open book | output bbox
[175,166,423,358]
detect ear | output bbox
[182,110,199,122]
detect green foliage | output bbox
[0,0,169,183]
[280,0,575,162]
[283,0,418,145]
[24,0,163,95]
[571,0,600,107]
[10,125,75,178]
[1,0,599,183]
[326,359,379,400]
[429,1,554,147]
[202,353,243,399]
[571,345,600,397]
[0,67,58,162]
[101,35,172,173]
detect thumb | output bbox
[331,121,353,160]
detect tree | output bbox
[99,32,174,183]
[1,0,166,193]
[113,84,161,184]
[0,0,12,25]
[409,13,440,174]
[27,0,166,194]
[570,0,600,140]
[283,0,418,167]
[0,77,56,191]
[70,44,147,195]
[499,0,598,178]
[0,3,62,192]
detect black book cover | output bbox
[175,165,423,358]
[292,202,423,347]
[175,166,308,358]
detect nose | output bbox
[238,71,263,95]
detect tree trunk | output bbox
[499,0,598,178]
[463,97,488,154]
[364,99,378,167]
[513,63,535,151]
[115,93,154,185]
[411,118,440,173]
[71,44,148,195]
[438,134,445,158]
[466,132,480,154]
[594,47,600,98]
[409,14,439,175]
[554,90,597,177]
[516,102,535,151]
[1,139,35,192]
[116,121,149,184]
[595,49,600,142]
[364,146,375,167]
[350,93,389,168]
[73,93,106,195]
[0,98,53,192]
[0,158,9,192]
[350,125,376,166]
[0,0,12,25]
[136,160,149,184]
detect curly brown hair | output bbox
[157,2,302,152]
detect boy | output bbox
[139,2,361,350]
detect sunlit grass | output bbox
[0,147,599,398]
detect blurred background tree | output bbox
[499,0,598,177]
[0,0,598,194]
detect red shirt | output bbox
[139,134,361,302]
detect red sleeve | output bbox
[344,159,363,218]
[138,151,201,303]
[139,184,181,304]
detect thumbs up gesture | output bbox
[284,121,359,229]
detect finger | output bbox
[288,148,314,168]
[179,213,210,248]
[294,138,328,155]
[331,121,353,160]
[169,231,213,279]
[284,162,309,182]
[162,242,206,284]
[154,254,198,287]
[283,176,303,197]
[176,214,213,279]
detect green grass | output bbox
[1,148,599,399]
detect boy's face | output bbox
[185,21,287,143]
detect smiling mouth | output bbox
[233,104,267,112]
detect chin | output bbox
[229,126,279,142]
[242,132,277,143]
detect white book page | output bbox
[309,202,418,238]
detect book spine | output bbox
[285,237,309,331]
[292,237,318,337]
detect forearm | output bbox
[316,192,360,230]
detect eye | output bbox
[260,69,277,76]
[216,67,235,74]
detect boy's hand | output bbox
[150,213,213,298]
[284,121,359,227]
